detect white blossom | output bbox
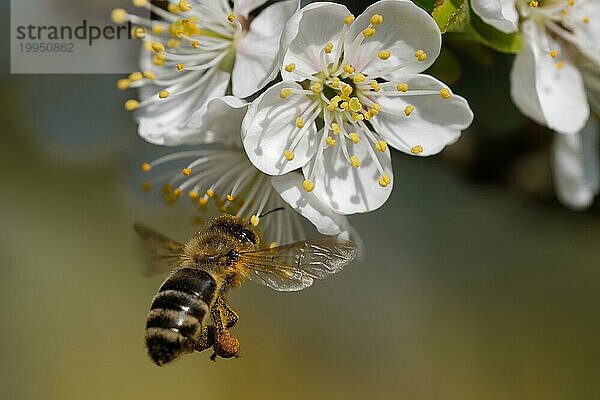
[242,0,473,215]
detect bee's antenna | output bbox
[259,207,285,218]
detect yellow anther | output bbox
[376,50,391,62]
[582,17,589,23]
[188,190,199,200]
[375,140,387,152]
[327,103,337,112]
[283,150,295,161]
[371,103,381,112]
[176,63,185,71]
[133,0,148,6]
[550,50,558,58]
[296,117,305,129]
[129,71,143,81]
[226,194,235,202]
[396,82,409,92]
[349,97,362,112]
[143,70,156,80]
[168,3,180,13]
[324,42,334,54]
[191,40,200,49]
[167,39,179,49]
[363,28,376,38]
[159,90,170,99]
[556,61,565,70]
[206,189,215,198]
[152,55,166,66]
[198,197,209,206]
[340,101,349,110]
[125,99,140,111]
[331,77,341,88]
[117,79,131,90]
[343,65,355,74]
[440,88,451,99]
[404,105,415,116]
[111,9,128,24]
[363,111,372,121]
[529,0,538,6]
[378,174,391,187]
[303,179,315,192]
[348,132,360,144]
[132,26,146,39]
[152,42,165,53]
[144,41,154,52]
[151,24,165,35]
[311,82,323,93]
[331,123,340,134]
[344,14,355,24]
[142,162,152,172]
[415,50,427,62]
[370,14,383,26]
[178,0,192,11]
[280,88,292,99]
[285,63,296,72]
[250,215,260,226]
[182,167,192,176]
[352,113,364,121]
[269,242,278,249]
[561,8,568,16]
[353,73,366,83]
[370,81,381,92]
[326,136,337,147]
[568,0,575,5]
[173,188,183,197]
[369,108,379,117]
[142,181,153,192]
[350,155,361,168]
[341,84,354,97]
[411,145,424,155]
[227,14,236,23]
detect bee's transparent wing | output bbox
[133,223,184,276]
[236,238,358,291]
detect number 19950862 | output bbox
[19,43,74,53]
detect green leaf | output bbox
[432,0,469,33]
[411,0,436,13]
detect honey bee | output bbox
[135,214,357,366]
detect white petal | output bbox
[242,82,319,175]
[371,74,473,156]
[137,70,230,146]
[271,172,348,235]
[232,0,299,98]
[470,0,519,34]
[306,134,393,214]
[344,0,441,77]
[234,0,270,17]
[280,2,351,80]
[581,61,600,115]
[182,96,248,148]
[510,20,589,135]
[552,118,600,210]
[565,1,600,65]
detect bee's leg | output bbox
[193,325,215,353]
[211,304,240,360]
[216,297,239,329]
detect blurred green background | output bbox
[1,1,600,399]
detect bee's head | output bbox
[210,215,260,247]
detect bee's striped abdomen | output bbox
[145,268,217,366]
